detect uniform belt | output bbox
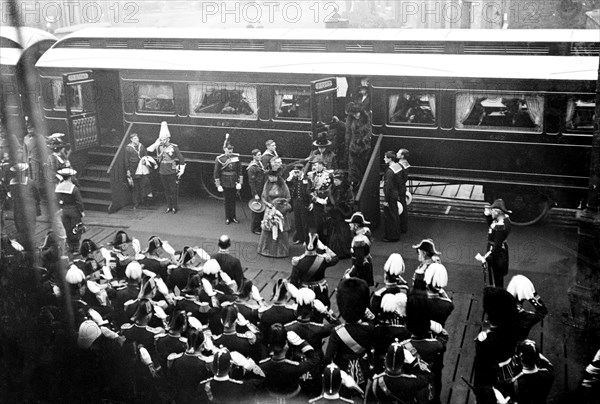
[302,279,327,287]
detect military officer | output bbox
[55,167,85,254]
[247,148,266,234]
[147,121,186,214]
[304,132,337,173]
[214,134,243,224]
[306,155,332,242]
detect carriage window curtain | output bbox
[455,93,476,128]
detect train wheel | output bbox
[504,193,550,226]
[200,167,224,201]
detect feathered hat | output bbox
[424,263,448,289]
[336,277,369,323]
[66,264,85,285]
[220,305,238,329]
[384,253,405,276]
[125,261,142,281]
[159,121,170,139]
[486,198,512,214]
[506,275,536,302]
[223,133,233,150]
[304,233,319,253]
[381,293,407,317]
[345,211,371,225]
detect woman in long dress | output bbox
[258,160,292,258]
[325,170,354,259]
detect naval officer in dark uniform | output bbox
[214,134,243,224]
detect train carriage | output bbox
[35,28,598,223]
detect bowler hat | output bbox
[412,239,440,256]
[248,199,265,213]
[486,198,512,214]
[345,212,371,225]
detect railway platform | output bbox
[2,195,596,404]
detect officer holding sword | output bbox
[214,134,243,225]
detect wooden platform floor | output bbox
[2,219,589,404]
[382,180,485,201]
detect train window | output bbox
[388,92,436,125]
[189,83,257,119]
[456,92,543,133]
[51,79,82,112]
[565,97,595,133]
[274,87,311,120]
[135,83,175,114]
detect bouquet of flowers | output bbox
[261,204,285,240]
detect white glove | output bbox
[237,313,249,326]
[286,331,303,346]
[217,186,224,193]
[430,320,443,335]
[201,278,216,297]
[251,285,263,302]
[313,299,327,314]
[139,346,153,366]
[235,183,242,190]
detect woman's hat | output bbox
[345,212,370,225]
[486,198,512,214]
[248,199,265,213]
[57,168,77,177]
[312,132,332,147]
[346,102,362,114]
[412,239,440,256]
[10,163,29,172]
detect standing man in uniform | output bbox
[147,122,185,214]
[261,139,278,171]
[55,168,84,254]
[8,163,40,252]
[396,148,410,234]
[214,134,243,225]
[247,149,265,234]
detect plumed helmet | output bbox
[381,293,406,314]
[424,263,448,289]
[412,239,440,256]
[159,121,171,139]
[211,347,232,377]
[506,275,536,301]
[295,287,316,307]
[169,310,187,332]
[271,278,289,302]
[384,253,405,275]
[322,362,342,396]
[220,305,238,329]
[305,232,319,252]
[186,329,204,352]
[131,299,153,322]
[483,286,518,327]
[385,339,405,376]
[77,320,102,349]
[66,264,85,285]
[79,239,98,257]
[222,133,233,150]
[125,261,142,280]
[336,277,369,323]
[202,259,221,275]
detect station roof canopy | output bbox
[51,27,600,43]
[36,48,598,81]
[0,26,57,67]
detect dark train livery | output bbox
[33,28,599,224]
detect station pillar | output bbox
[568,57,600,331]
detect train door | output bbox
[310,77,338,137]
[62,70,100,151]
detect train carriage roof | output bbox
[0,26,57,66]
[53,27,600,43]
[36,48,598,81]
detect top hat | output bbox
[345,212,370,225]
[313,133,332,147]
[248,199,265,213]
[486,198,512,214]
[57,167,77,177]
[10,163,29,172]
[412,239,440,256]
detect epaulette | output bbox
[121,323,134,330]
[373,287,387,297]
[400,373,417,379]
[258,305,270,313]
[179,336,188,343]
[167,352,183,361]
[123,299,137,308]
[339,397,354,403]
[259,358,271,364]
[154,333,168,339]
[285,320,298,327]
[229,379,243,384]
[476,330,489,342]
[282,358,300,366]
[146,325,164,334]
